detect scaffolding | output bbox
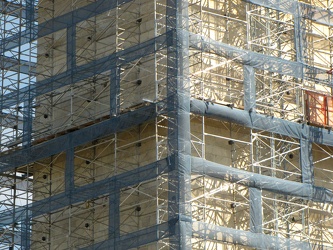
[1,0,333,249]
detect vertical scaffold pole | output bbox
[166,0,192,249]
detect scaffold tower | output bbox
[1,0,333,249]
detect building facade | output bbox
[1,0,333,249]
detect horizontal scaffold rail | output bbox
[192,157,333,204]
[243,0,333,26]
[2,0,331,54]
[0,56,36,75]
[2,156,331,248]
[1,32,170,109]
[191,99,333,147]
[0,0,134,54]
[188,31,330,82]
[1,29,331,111]
[0,158,169,227]
[0,103,159,172]
[2,98,333,172]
